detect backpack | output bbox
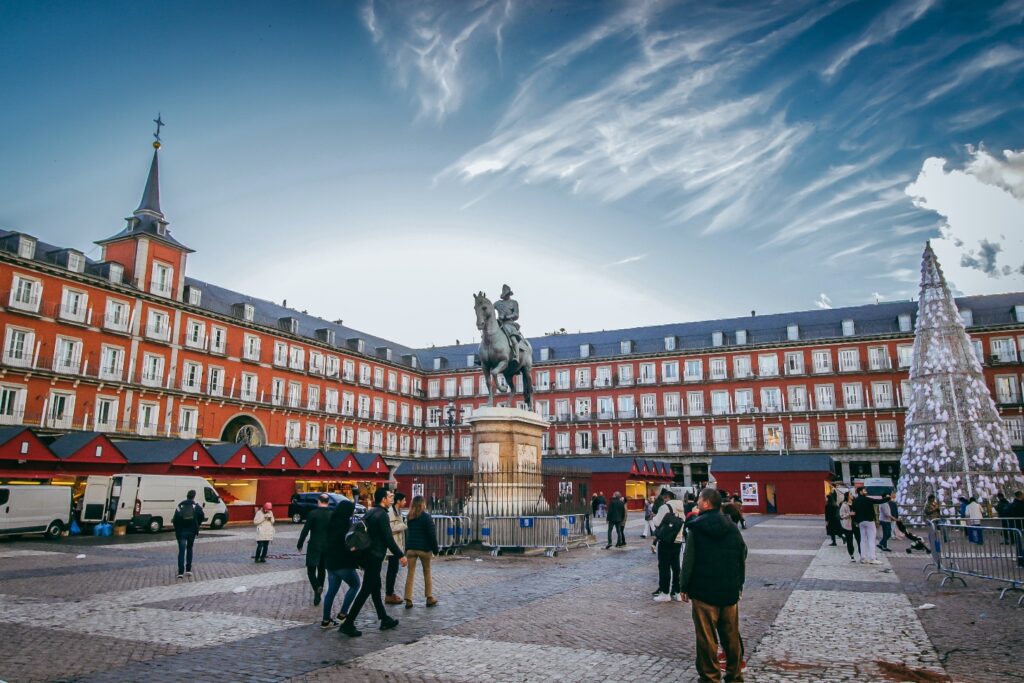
[345,517,371,554]
[177,501,196,524]
[655,509,684,542]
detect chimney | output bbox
[751,310,756,317]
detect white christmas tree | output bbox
[896,243,1024,523]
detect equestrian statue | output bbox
[474,285,534,408]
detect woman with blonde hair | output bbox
[403,495,440,608]
[253,502,276,563]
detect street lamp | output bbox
[445,400,457,504]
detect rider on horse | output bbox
[495,284,523,365]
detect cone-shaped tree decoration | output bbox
[896,243,1024,523]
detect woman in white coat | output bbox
[254,502,276,563]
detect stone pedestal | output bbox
[466,407,550,516]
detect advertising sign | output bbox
[740,482,759,506]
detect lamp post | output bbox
[445,401,457,504]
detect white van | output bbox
[0,485,71,538]
[81,474,229,533]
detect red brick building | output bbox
[2,142,1024,492]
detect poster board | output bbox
[740,482,759,506]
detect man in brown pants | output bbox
[680,488,748,683]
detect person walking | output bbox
[641,495,656,539]
[995,492,1012,544]
[824,493,842,546]
[597,491,607,518]
[384,491,408,605]
[253,502,275,563]
[297,493,332,605]
[403,495,440,608]
[838,492,856,561]
[877,494,894,552]
[679,488,747,683]
[651,490,685,602]
[965,496,985,544]
[339,488,407,637]
[605,491,626,548]
[320,497,361,628]
[172,489,205,580]
[852,487,883,564]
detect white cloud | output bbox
[905,149,1024,294]
[823,0,937,80]
[815,293,833,309]
[606,254,647,266]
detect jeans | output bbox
[385,554,402,595]
[255,540,269,561]
[404,550,434,601]
[879,521,892,549]
[323,568,360,622]
[344,556,386,624]
[176,534,195,575]
[607,522,625,546]
[691,599,744,682]
[858,522,877,561]
[841,528,855,558]
[657,541,682,594]
[583,513,592,535]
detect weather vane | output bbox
[152,113,165,149]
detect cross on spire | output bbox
[152,113,165,148]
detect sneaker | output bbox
[184,571,193,578]
[336,612,346,622]
[653,593,672,602]
[320,619,338,629]
[672,593,683,602]
[850,557,857,562]
[881,547,892,553]
[175,574,184,581]
[338,621,362,637]
[380,616,399,631]
[869,560,881,565]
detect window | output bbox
[387,400,397,422]
[665,428,681,453]
[897,345,913,368]
[991,338,1018,363]
[53,337,82,374]
[642,428,659,453]
[663,392,680,417]
[688,426,705,452]
[179,407,198,438]
[620,340,633,354]
[150,261,173,297]
[47,391,75,429]
[764,425,784,452]
[785,352,804,375]
[343,359,355,381]
[94,397,117,431]
[841,319,855,336]
[0,385,26,425]
[994,376,1019,404]
[758,354,778,377]
[735,330,747,345]
[444,378,457,397]
[373,397,383,420]
[360,363,372,384]
[639,363,656,384]
[458,376,473,397]
[208,366,224,396]
[712,331,723,347]
[387,371,397,391]
[738,425,756,451]
[576,430,592,454]
[374,367,384,388]
[618,364,634,385]
[427,379,440,398]
[99,345,125,381]
[104,299,130,332]
[713,426,731,452]
[838,349,860,372]
[267,341,284,366]
[108,263,123,284]
[591,366,609,387]
[59,287,88,323]
[146,309,170,341]
[596,396,614,419]
[270,378,285,406]
[1003,417,1023,446]
[9,275,41,312]
[534,371,550,390]
[242,303,255,322]
[287,421,302,447]
[684,359,703,382]
[871,382,893,408]
[289,382,303,408]
[306,423,320,447]
[342,392,354,415]
[400,403,409,424]
[579,344,591,358]
[791,424,810,450]
[555,370,570,390]
[554,399,570,420]
[735,388,753,413]
[289,346,305,371]
[185,320,205,349]
[812,350,832,373]
[640,394,656,418]
[815,384,835,410]
[971,339,984,365]
[877,421,899,448]
[210,326,227,354]
[617,394,635,418]
[187,287,202,306]
[306,385,320,411]
[711,390,730,415]
[733,355,751,378]
[137,401,159,436]
[539,348,550,361]
[787,323,799,341]
[243,334,261,362]
[760,387,782,412]
[818,422,839,448]
[618,429,636,453]
[842,383,863,409]
[576,367,592,389]
[141,353,165,387]
[3,326,34,368]
[326,356,340,378]
[686,391,704,416]
[309,351,325,375]
[17,236,35,259]
[709,358,726,380]
[960,309,973,327]
[898,313,912,332]
[664,336,677,351]
[847,421,867,448]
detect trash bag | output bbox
[94,522,113,537]
[69,519,81,535]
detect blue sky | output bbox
[1,0,1023,347]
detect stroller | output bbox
[897,519,930,554]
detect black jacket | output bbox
[680,510,747,606]
[607,496,626,523]
[323,500,360,570]
[172,500,205,536]
[298,506,332,566]
[363,505,405,562]
[852,494,882,524]
[406,512,439,554]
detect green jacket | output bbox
[680,509,747,606]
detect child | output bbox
[254,502,276,563]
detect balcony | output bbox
[997,392,1020,405]
[868,357,893,371]
[638,376,657,385]
[784,365,805,376]
[184,335,206,350]
[683,374,702,383]
[149,281,172,298]
[617,376,634,387]
[144,324,171,342]
[243,350,261,363]
[99,365,124,382]
[343,371,356,382]
[7,289,41,313]
[2,350,32,369]
[240,389,258,402]
[207,383,224,397]
[58,303,88,324]
[812,364,832,374]
[52,355,81,375]
[140,371,163,388]
[103,313,130,334]
[575,380,592,390]
[290,359,306,372]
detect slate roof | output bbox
[544,456,673,474]
[48,432,112,460]
[288,447,322,467]
[112,439,199,464]
[250,445,291,467]
[0,425,31,446]
[710,454,836,473]
[323,450,352,469]
[353,452,386,470]
[206,442,252,466]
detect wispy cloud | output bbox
[823,0,937,80]
[606,254,647,267]
[815,293,833,309]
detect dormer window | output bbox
[187,287,202,306]
[1015,305,1024,324]
[664,336,677,351]
[787,324,799,341]
[66,252,85,273]
[898,313,912,332]
[17,236,35,259]
[960,309,973,327]
[735,330,747,345]
[841,319,855,336]
[108,263,123,285]
[579,344,591,358]
[280,317,298,334]
[243,304,254,322]
[410,356,418,368]
[620,340,633,354]
[150,262,173,297]
[433,357,442,370]
[540,347,551,361]
[712,331,723,347]
[467,354,476,367]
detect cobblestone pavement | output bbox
[0,516,1017,682]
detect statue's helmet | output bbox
[501,284,514,298]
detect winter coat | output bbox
[386,504,408,556]
[298,506,332,567]
[406,512,440,554]
[324,499,360,571]
[606,496,626,524]
[363,505,405,563]
[852,494,882,525]
[878,501,894,523]
[839,502,853,531]
[825,499,843,535]
[965,501,983,523]
[650,499,686,543]
[254,510,276,541]
[680,510,747,607]
[172,499,205,536]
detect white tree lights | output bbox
[896,243,1024,522]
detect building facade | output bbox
[2,143,1024,487]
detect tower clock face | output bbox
[235,425,263,447]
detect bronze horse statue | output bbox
[474,292,534,408]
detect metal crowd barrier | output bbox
[481,515,570,557]
[562,513,591,548]
[926,519,1024,606]
[432,514,471,555]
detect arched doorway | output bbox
[221,414,267,447]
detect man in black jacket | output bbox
[852,487,884,564]
[298,493,332,606]
[680,488,747,683]
[339,488,407,637]
[172,489,205,580]
[605,491,626,548]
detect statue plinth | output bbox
[467,407,549,516]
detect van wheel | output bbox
[292,513,302,524]
[45,521,64,539]
[147,518,163,534]
[210,514,226,530]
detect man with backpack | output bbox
[172,489,205,580]
[339,488,407,637]
[650,490,685,602]
[297,493,332,606]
